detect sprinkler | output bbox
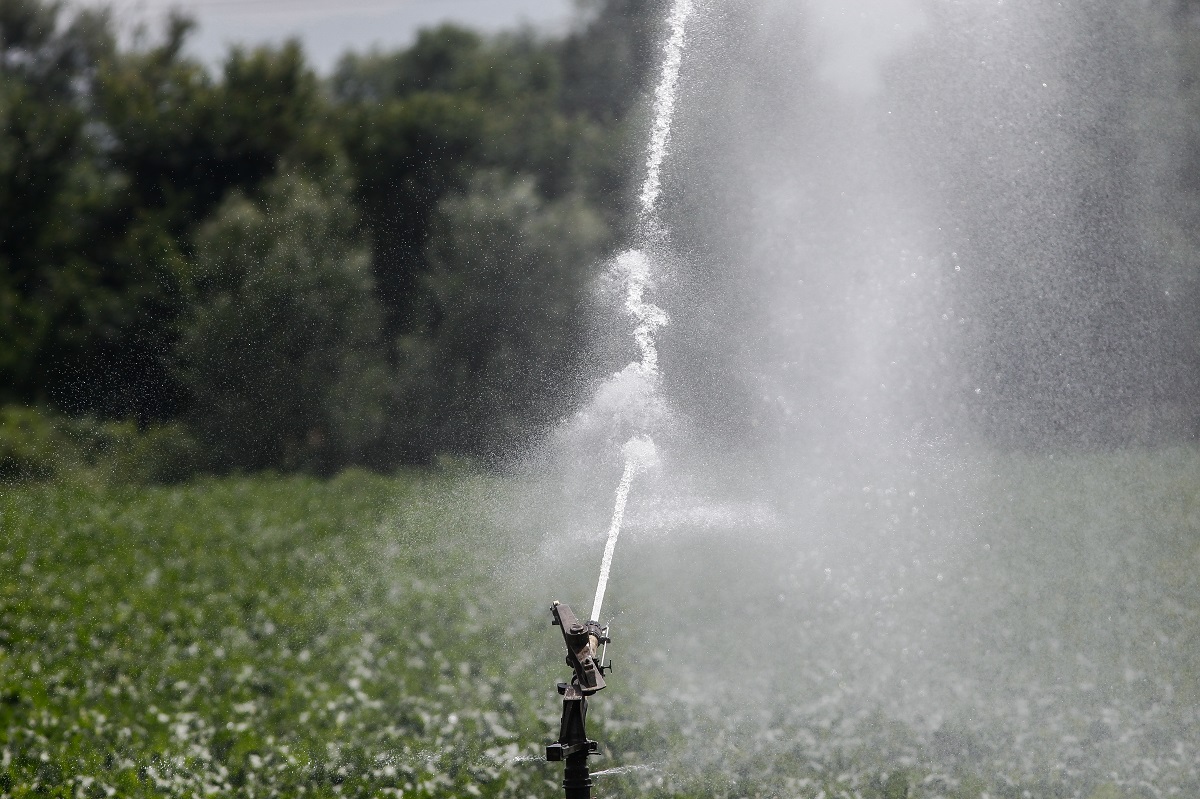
[546,601,611,799]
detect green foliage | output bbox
[0,404,66,482]
[179,174,389,473]
[403,171,609,460]
[339,90,489,334]
[0,75,63,400]
[0,0,115,97]
[558,0,663,122]
[0,404,198,484]
[332,25,557,102]
[0,472,559,798]
[2,5,339,425]
[3,456,1197,795]
[0,0,651,472]
[0,28,119,409]
[335,23,632,343]
[96,35,327,232]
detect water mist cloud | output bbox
[517,0,1200,793]
[803,0,928,95]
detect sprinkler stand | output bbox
[546,601,611,799]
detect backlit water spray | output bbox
[534,0,1200,795]
[541,6,695,796]
[588,0,693,624]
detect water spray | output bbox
[544,1,694,796]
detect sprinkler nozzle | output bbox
[551,601,610,696]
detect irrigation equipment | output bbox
[546,601,611,799]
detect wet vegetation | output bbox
[0,472,555,798]
[2,456,1198,798]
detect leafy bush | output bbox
[109,421,203,484]
[178,173,390,474]
[0,405,64,482]
[0,404,199,484]
[400,170,610,461]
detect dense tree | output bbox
[396,171,609,461]
[559,0,663,123]
[0,0,114,96]
[0,1,119,410]
[178,174,389,473]
[2,4,336,424]
[339,90,488,337]
[97,32,328,237]
[6,0,1200,475]
[334,24,629,345]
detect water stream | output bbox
[587,0,694,623]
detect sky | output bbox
[72,0,578,72]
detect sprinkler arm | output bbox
[546,599,612,792]
[550,601,610,697]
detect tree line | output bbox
[0,0,662,478]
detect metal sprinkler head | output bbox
[546,601,612,799]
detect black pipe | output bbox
[563,749,593,799]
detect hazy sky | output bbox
[73,0,578,72]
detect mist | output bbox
[518,0,1200,795]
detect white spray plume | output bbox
[638,0,695,225]
[618,248,670,376]
[588,0,694,622]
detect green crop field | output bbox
[2,453,1199,799]
[0,472,565,798]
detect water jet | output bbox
[540,1,694,793]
